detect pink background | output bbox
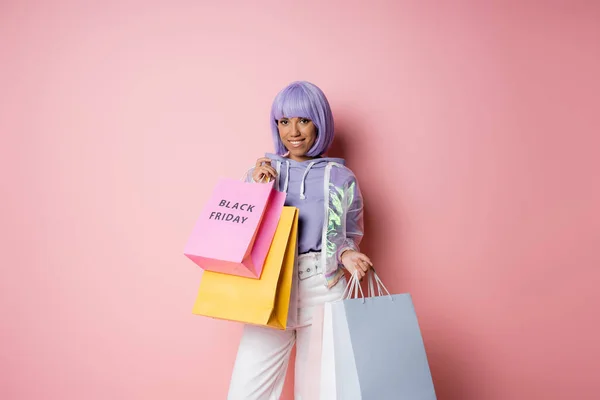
[2,1,599,399]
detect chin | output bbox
[290,149,308,157]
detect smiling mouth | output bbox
[289,139,305,148]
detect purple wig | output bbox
[270,81,335,157]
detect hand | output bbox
[252,157,277,183]
[341,250,373,280]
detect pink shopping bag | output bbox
[184,178,286,278]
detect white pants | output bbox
[227,252,346,400]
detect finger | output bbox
[263,165,277,177]
[255,157,272,167]
[358,254,373,266]
[254,170,271,183]
[259,167,277,180]
[355,261,365,272]
[253,170,267,180]
[358,260,369,272]
[252,171,263,182]
[359,257,373,268]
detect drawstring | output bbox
[282,161,290,193]
[275,162,281,191]
[300,161,315,200]
[279,159,317,199]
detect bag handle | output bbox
[340,269,393,303]
[367,268,393,300]
[340,271,365,301]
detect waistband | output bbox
[297,251,322,280]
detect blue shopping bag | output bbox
[324,271,437,399]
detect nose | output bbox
[289,121,301,136]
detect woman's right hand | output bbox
[252,157,277,183]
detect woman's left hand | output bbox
[341,250,373,280]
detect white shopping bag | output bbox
[319,302,337,399]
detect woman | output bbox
[228,81,373,400]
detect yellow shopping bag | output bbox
[192,206,298,330]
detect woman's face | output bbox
[277,117,317,161]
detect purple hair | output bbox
[270,81,335,157]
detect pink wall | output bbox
[2,1,599,399]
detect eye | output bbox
[278,119,289,126]
[300,118,311,124]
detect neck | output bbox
[288,154,314,162]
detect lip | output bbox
[288,139,305,148]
